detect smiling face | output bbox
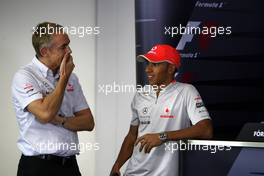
[145,61,176,87]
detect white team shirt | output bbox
[11,56,89,156]
[125,81,211,176]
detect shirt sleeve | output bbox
[12,70,43,110]
[130,94,139,126]
[71,74,89,113]
[185,84,211,125]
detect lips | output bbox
[147,75,155,83]
[148,75,153,78]
[147,75,153,79]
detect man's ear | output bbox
[39,47,48,57]
[168,64,177,75]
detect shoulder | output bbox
[174,82,197,93]
[131,85,155,106]
[11,64,41,97]
[169,82,200,101]
[12,64,35,83]
[68,72,79,82]
[169,82,195,94]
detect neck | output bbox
[39,56,58,75]
[155,78,175,97]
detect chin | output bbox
[148,81,156,86]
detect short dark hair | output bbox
[32,22,64,57]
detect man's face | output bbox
[46,33,71,71]
[145,61,172,86]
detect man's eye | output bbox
[145,62,160,67]
[151,63,161,67]
[59,45,69,49]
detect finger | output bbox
[60,52,72,75]
[135,136,144,145]
[63,52,71,63]
[67,55,75,67]
[68,55,73,63]
[146,144,153,153]
[135,139,140,146]
[139,140,147,152]
[143,143,150,153]
[60,54,69,74]
[63,51,71,62]
[69,56,75,67]
[65,50,71,57]
[60,59,66,75]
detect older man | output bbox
[12,22,94,176]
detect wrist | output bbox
[56,78,69,93]
[58,76,68,85]
[113,162,121,170]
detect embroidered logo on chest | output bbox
[66,83,74,92]
[140,107,151,125]
[142,107,148,114]
[160,107,175,118]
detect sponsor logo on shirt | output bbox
[199,109,207,113]
[194,96,202,100]
[195,96,205,109]
[160,107,175,118]
[142,107,148,114]
[66,83,74,92]
[43,82,53,92]
[24,83,33,89]
[140,115,151,125]
[196,102,204,108]
[24,83,34,93]
[141,121,150,125]
[140,107,151,125]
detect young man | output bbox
[110,44,213,176]
[12,22,94,176]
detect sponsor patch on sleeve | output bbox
[23,83,34,93]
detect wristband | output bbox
[159,132,168,142]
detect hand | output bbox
[135,133,162,153]
[50,115,64,126]
[59,51,75,79]
[110,164,121,176]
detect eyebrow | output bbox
[58,42,70,48]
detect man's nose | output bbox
[66,46,72,54]
[145,63,152,73]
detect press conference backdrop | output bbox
[135,0,264,140]
[179,140,264,176]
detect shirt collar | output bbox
[32,56,59,79]
[142,80,177,97]
[158,80,177,95]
